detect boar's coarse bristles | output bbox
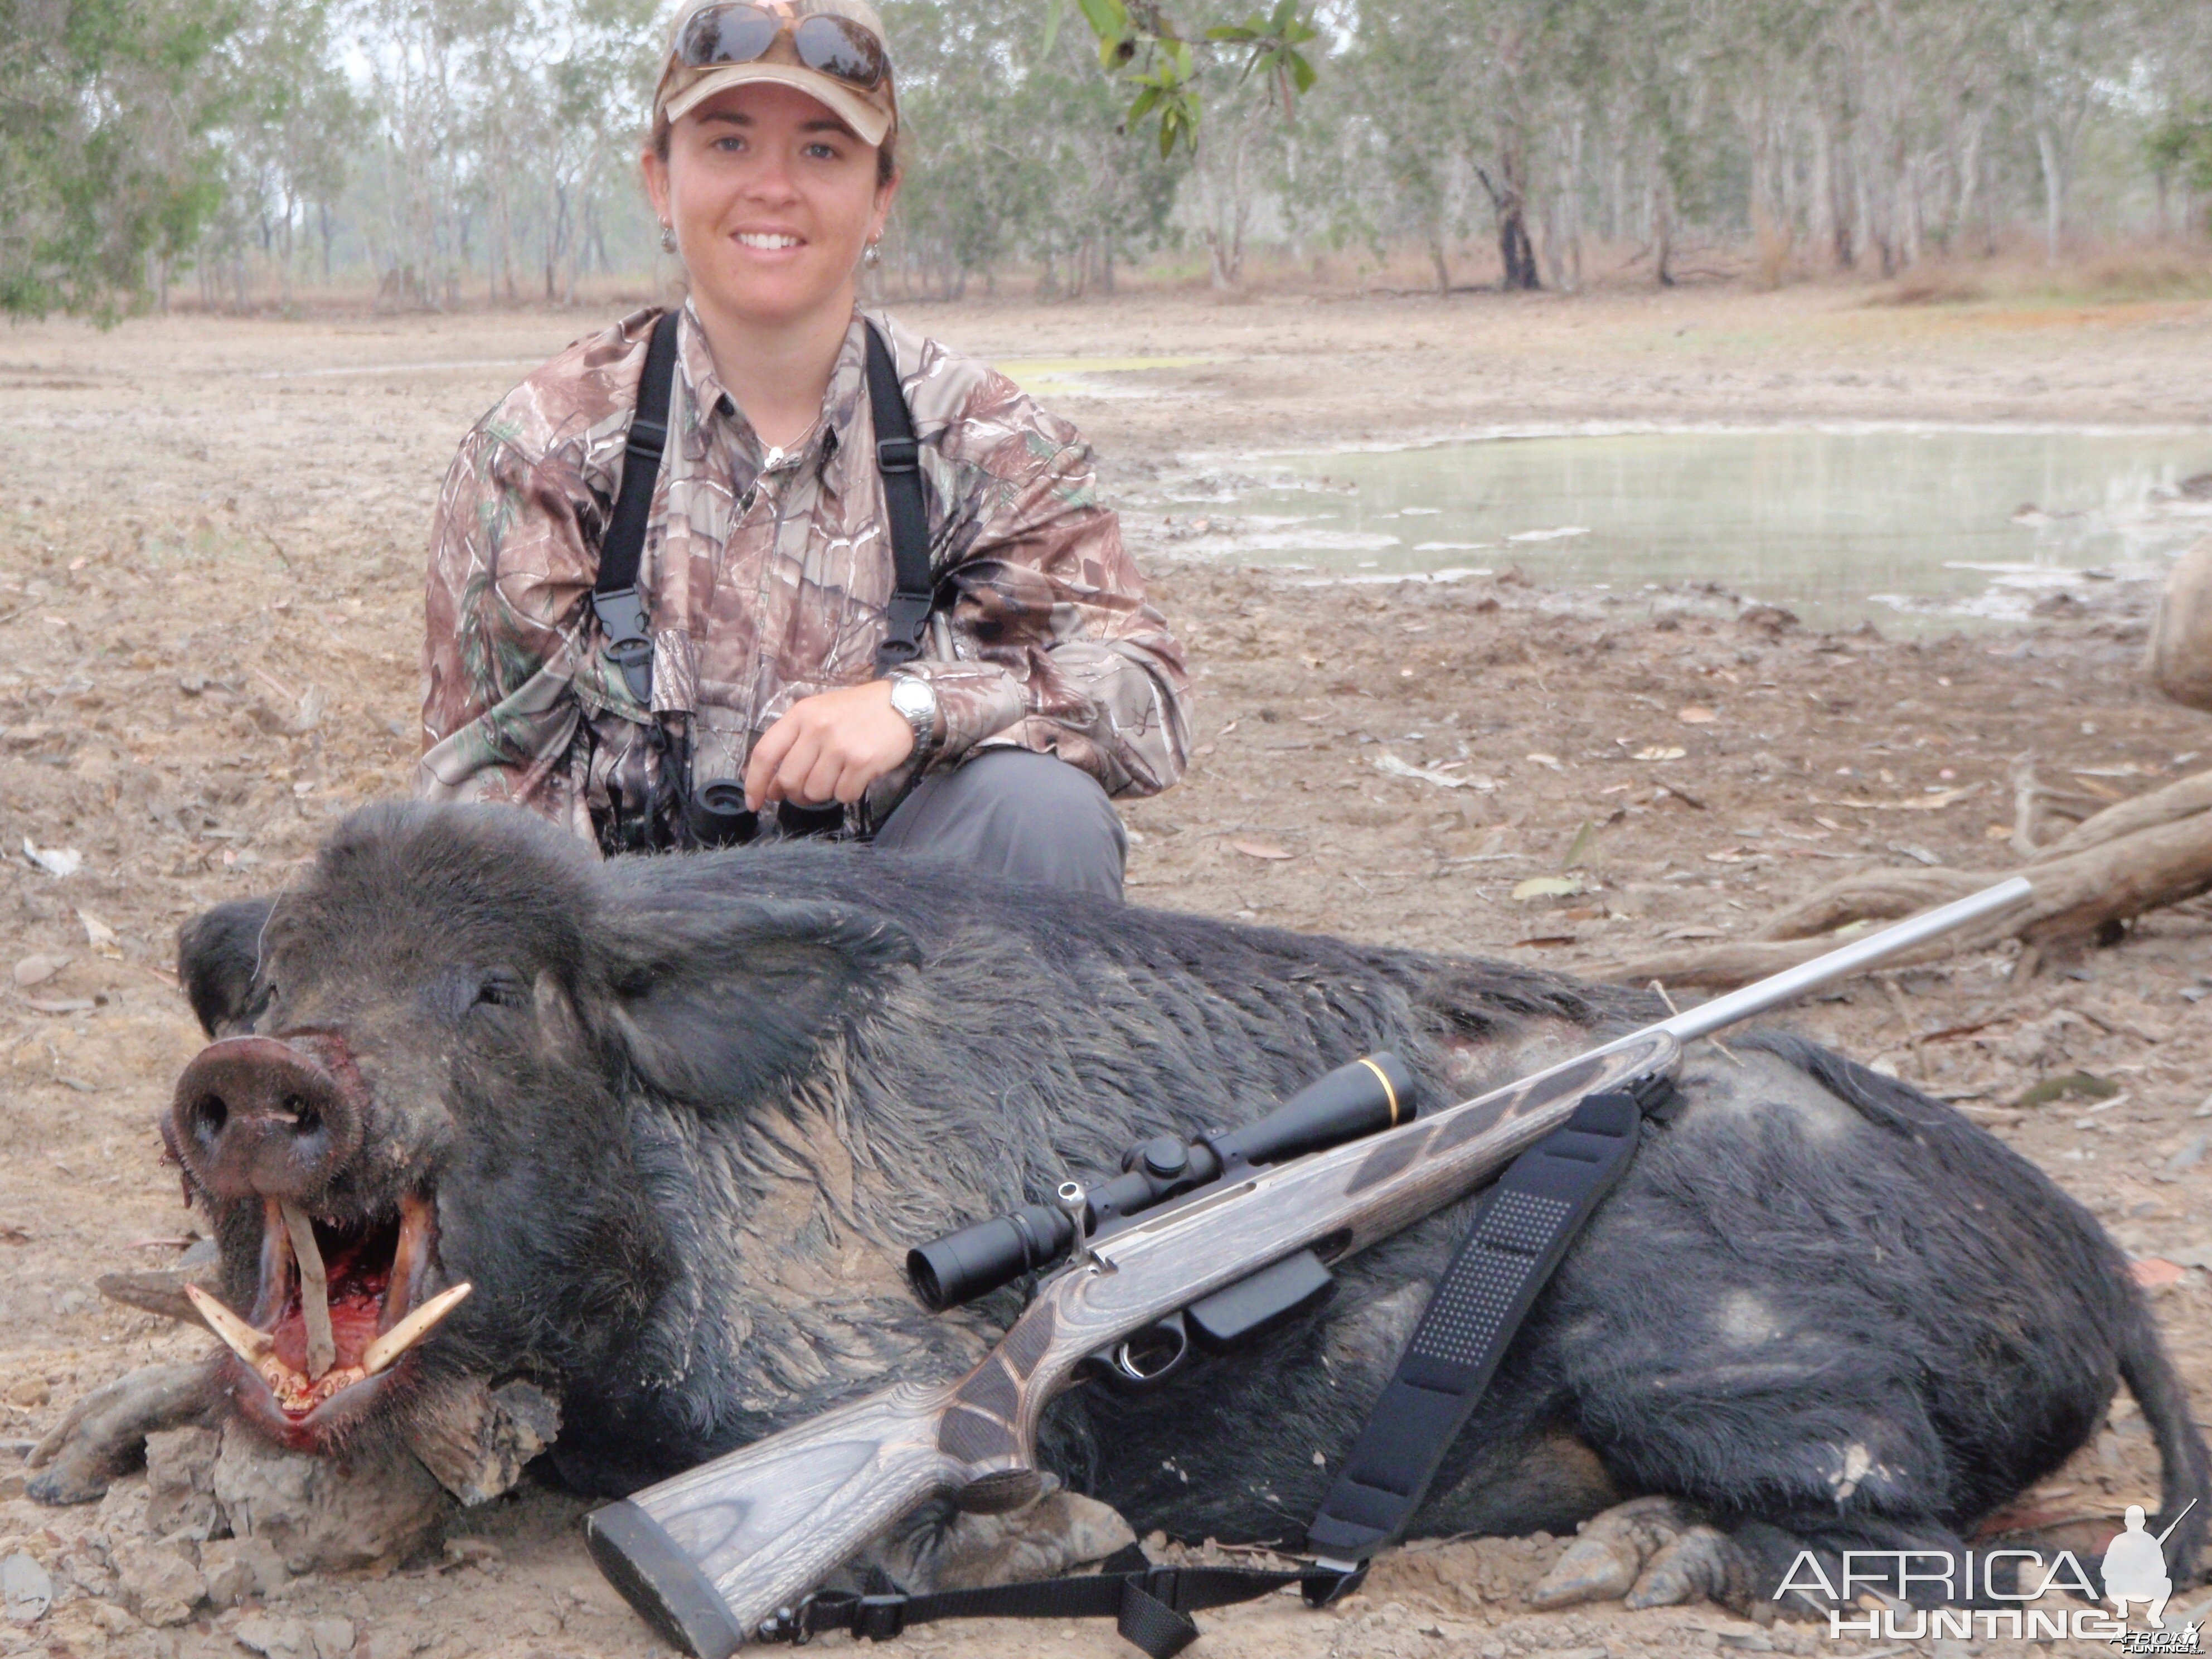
[279,1201,338,1380]
[361,1282,472,1378]
[182,1283,274,1364]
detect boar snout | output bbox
[168,1036,364,1203]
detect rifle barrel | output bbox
[1641,875,2032,1047]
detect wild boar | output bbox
[31,802,2209,1613]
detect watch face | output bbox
[891,677,933,720]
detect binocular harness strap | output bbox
[591,312,936,710]
[591,309,682,707]
[864,319,935,673]
[768,1078,1661,1658]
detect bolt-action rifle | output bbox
[586,877,2032,1657]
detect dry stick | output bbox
[280,1201,337,1380]
[1649,979,1742,1067]
[1592,795,2212,992]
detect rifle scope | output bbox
[907,1051,1418,1313]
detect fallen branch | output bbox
[1593,769,2212,991]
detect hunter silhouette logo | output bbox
[2104,1500,2195,1631]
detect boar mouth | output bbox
[188,1191,470,1446]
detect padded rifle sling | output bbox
[591,312,935,707]
[778,1076,1665,1659]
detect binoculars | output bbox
[686,780,845,848]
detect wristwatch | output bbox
[886,671,940,760]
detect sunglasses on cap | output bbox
[677,3,889,93]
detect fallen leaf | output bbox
[1525,753,1563,770]
[11,954,69,988]
[76,909,115,948]
[2131,1258,2183,1289]
[0,1225,28,1245]
[1230,839,1294,861]
[2016,1071,2120,1108]
[20,839,81,878]
[1375,752,1490,790]
[1634,746,1687,762]
[1676,706,1716,724]
[1511,874,1590,901]
[1510,935,1579,948]
[1561,819,1600,869]
[24,997,96,1015]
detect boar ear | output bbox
[177,898,278,1037]
[598,895,922,1108]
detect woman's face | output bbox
[644,81,894,332]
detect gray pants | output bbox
[873,749,1127,899]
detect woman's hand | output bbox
[744,681,916,811]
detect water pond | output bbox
[1158,428,2212,627]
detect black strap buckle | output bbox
[1137,1565,1183,1610]
[625,416,668,461]
[876,435,919,473]
[849,1595,907,1641]
[591,586,655,705]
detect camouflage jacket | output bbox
[418,303,1190,851]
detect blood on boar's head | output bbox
[167,801,920,1455]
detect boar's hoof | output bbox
[1528,1496,1706,1609]
[399,1376,561,1506]
[25,1361,216,1506]
[1622,1522,1747,1610]
[879,1481,1138,1594]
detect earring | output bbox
[863,240,881,268]
[660,224,677,254]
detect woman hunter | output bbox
[418,0,1189,896]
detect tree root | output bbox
[1593,769,2212,991]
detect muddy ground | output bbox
[2,284,2210,1659]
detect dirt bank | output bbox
[2,287,2209,1659]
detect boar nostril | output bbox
[288,1098,322,1135]
[190,1093,229,1143]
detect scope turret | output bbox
[906,1052,1417,1312]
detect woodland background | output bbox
[6,0,2212,319]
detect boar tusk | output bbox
[385,1193,433,1333]
[183,1283,275,1364]
[362,1282,472,1378]
[279,1201,338,1381]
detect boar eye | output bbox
[473,972,528,1010]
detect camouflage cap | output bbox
[656,0,897,149]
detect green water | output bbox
[1168,428,2212,625]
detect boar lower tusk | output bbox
[362,1282,472,1377]
[183,1283,274,1364]
[279,1201,337,1381]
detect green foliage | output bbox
[882,0,1183,294]
[0,0,246,318]
[1046,0,1318,156]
